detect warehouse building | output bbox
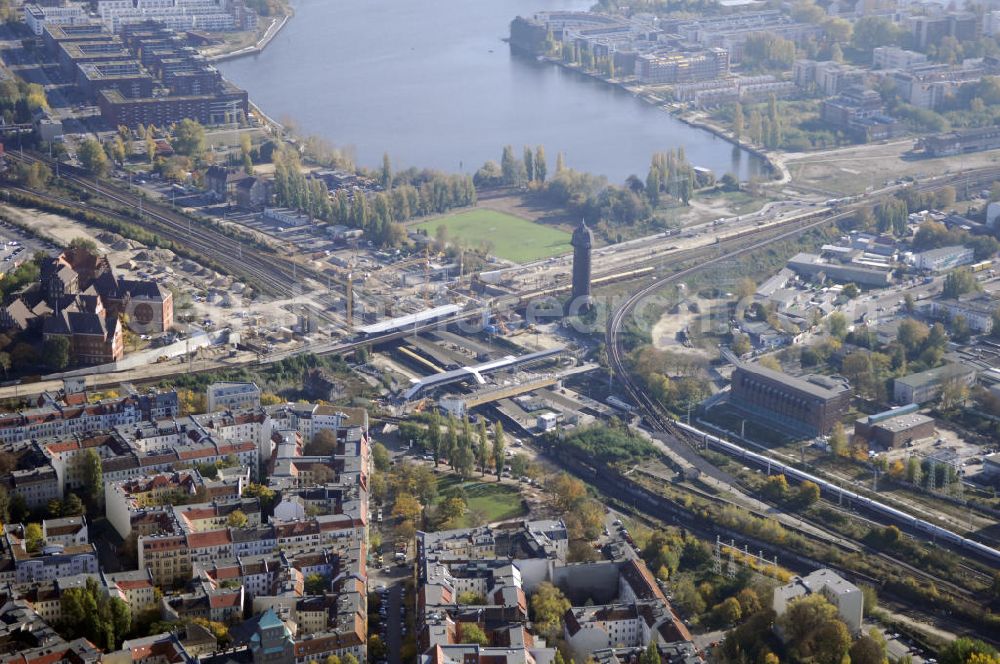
[787,252,893,287]
[984,453,1000,479]
[893,363,977,405]
[913,245,974,272]
[730,362,851,435]
[919,126,1000,157]
[854,408,936,448]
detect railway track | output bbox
[510,207,856,311]
[606,164,1000,513]
[4,152,312,296]
[665,426,995,594]
[601,167,1000,611]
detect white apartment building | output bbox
[96,0,240,32]
[773,568,863,635]
[873,46,928,70]
[24,3,88,36]
[207,381,261,412]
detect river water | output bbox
[219,0,766,183]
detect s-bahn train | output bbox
[672,420,1000,565]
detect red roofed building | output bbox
[138,534,191,586]
[186,528,234,566]
[103,570,158,613]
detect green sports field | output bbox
[414,209,571,263]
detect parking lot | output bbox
[882,628,929,664]
[0,220,56,273]
[370,577,405,664]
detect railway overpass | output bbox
[401,347,566,401]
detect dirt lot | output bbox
[1,205,112,249]
[781,140,1000,196]
[476,189,771,238]
[649,296,715,358]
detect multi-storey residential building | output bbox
[271,404,369,446]
[930,294,998,333]
[92,399,374,658]
[16,574,99,626]
[42,23,109,54]
[773,568,863,635]
[908,13,977,51]
[95,0,256,33]
[562,559,692,661]
[872,46,927,70]
[103,569,159,613]
[819,86,901,141]
[8,466,62,510]
[635,48,729,84]
[415,519,687,663]
[816,62,865,96]
[97,82,248,127]
[0,524,99,583]
[139,533,191,586]
[207,382,262,412]
[41,516,88,547]
[57,38,132,76]
[196,556,281,600]
[175,499,261,533]
[24,2,89,36]
[161,579,245,624]
[891,63,983,110]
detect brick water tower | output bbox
[570,219,593,313]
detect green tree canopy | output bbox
[460,623,489,646]
[371,442,390,472]
[42,336,70,371]
[530,582,570,641]
[940,638,999,664]
[78,139,110,177]
[305,429,338,456]
[777,594,851,664]
[172,119,206,157]
[83,449,103,508]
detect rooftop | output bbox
[735,361,851,400]
[895,363,976,389]
[872,412,934,433]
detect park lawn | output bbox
[437,475,527,526]
[414,209,571,263]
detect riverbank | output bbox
[533,53,783,182]
[679,110,791,185]
[203,12,291,63]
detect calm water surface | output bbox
[219,0,766,183]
